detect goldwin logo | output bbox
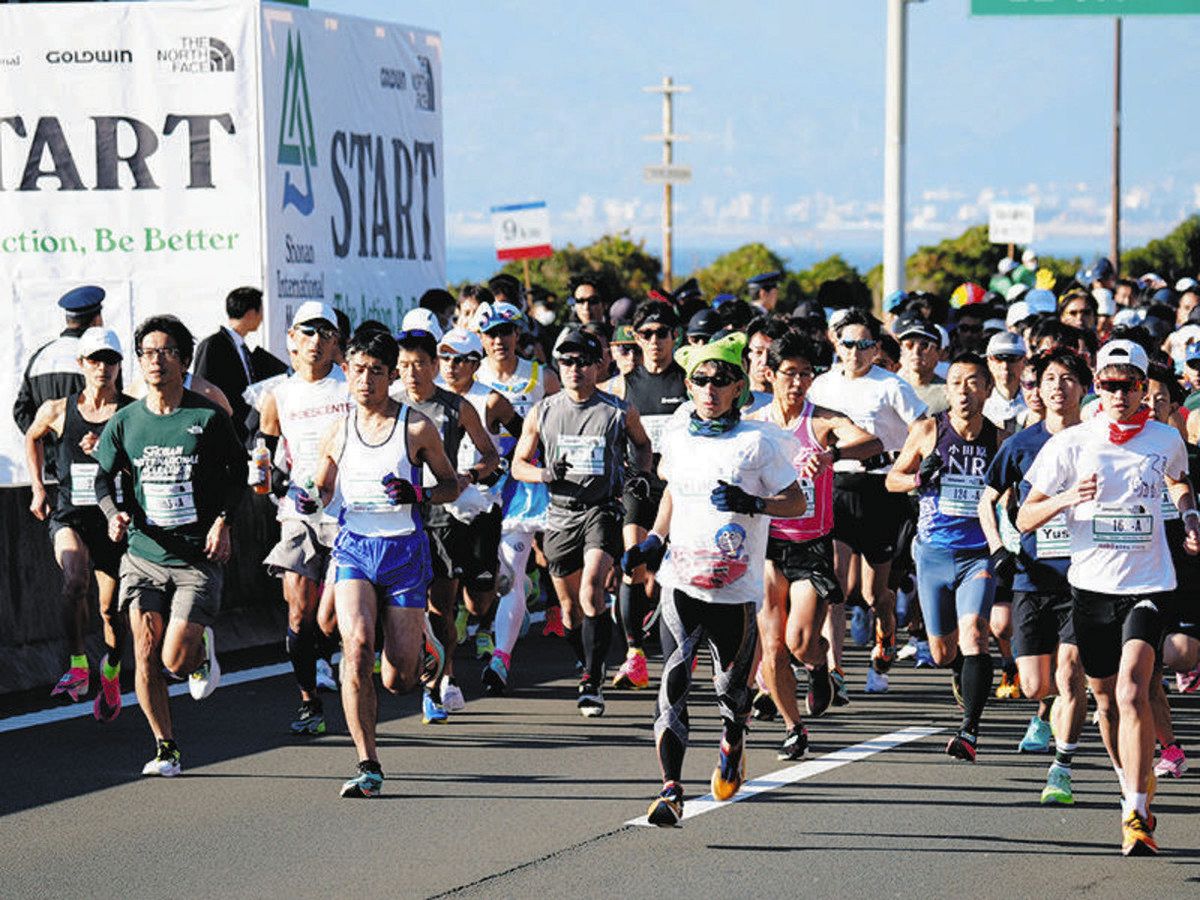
[46,49,133,65]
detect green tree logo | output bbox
[278,31,316,216]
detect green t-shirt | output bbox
[94,391,245,566]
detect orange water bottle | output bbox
[250,437,271,494]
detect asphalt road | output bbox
[2,632,1198,899]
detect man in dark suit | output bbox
[193,287,267,444]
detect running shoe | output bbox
[871,640,896,675]
[864,669,889,693]
[51,665,89,702]
[805,664,832,717]
[995,671,1021,700]
[778,725,809,761]
[790,657,808,685]
[340,762,384,799]
[483,654,509,696]
[946,730,978,763]
[188,626,220,700]
[1175,663,1200,694]
[315,658,338,693]
[441,676,466,713]
[474,630,495,661]
[914,641,936,668]
[1154,743,1188,778]
[92,654,121,722]
[290,699,326,735]
[896,636,919,660]
[141,742,181,777]
[613,648,650,690]
[849,606,873,647]
[421,615,445,686]
[831,668,851,707]
[422,690,448,724]
[577,678,605,718]
[951,669,964,709]
[647,781,684,827]
[1018,715,1053,753]
[1121,810,1158,857]
[1040,765,1074,806]
[751,689,778,721]
[542,605,565,638]
[455,605,469,645]
[711,735,746,801]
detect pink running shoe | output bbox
[612,649,650,689]
[542,605,565,638]
[1154,743,1188,779]
[1175,664,1200,695]
[92,655,122,722]
[51,666,89,702]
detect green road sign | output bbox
[973,0,1200,14]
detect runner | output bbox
[887,351,1005,761]
[979,347,1091,801]
[604,299,690,690]
[475,302,560,691]
[25,327,132,720]
[392,322,497,722]
[310,329,460,798]
[1018,339,1200,855]
[747,332,883,760]
[625,333,804,826]
[92,315,246,776]
[808,308,928,695]
[512,328,652,715]
[258,302,350,736]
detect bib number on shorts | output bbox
[938,474,983,518]
[1036,513,1071,559]
[1091,503,1153,550]
[143,480,197,527]
[69,463,100,506]
[556,434,605,476]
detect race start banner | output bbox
[0,0,445,484]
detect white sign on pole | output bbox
[988,203,1036,245]
[491,202,552,260]
[643,164,692,184]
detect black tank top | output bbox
[56,391,133,517]
[623,363,687,463]
[407,386,463,527]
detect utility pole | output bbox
[883,0,910,298]
[643,77,691,291]
[1111,17,1122,272]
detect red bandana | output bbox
[1105,405,1151,445]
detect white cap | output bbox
[1005,283,1029,303]
[438,326,483,359]
[1021,248,1037,266]
[1112,307,1146,328]
[401,307,444,343]
[1092,288,1116,316]
[986,331,1026,358]
[828,308,853,331]
[77,327,122,360]
[998,257,1017,276]
[1005,301,1030,329]
[291,301,337,328]
[1176,277,1200,294]
[1095,338,1149,376]
[934,323,950,350]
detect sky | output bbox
[317,0,1200,269]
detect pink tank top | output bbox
[764,400,833,542]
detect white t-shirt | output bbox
[807,365,927,472]
[983,387,1028,431]
[657,419,798,608]
[1025,416,1188,594]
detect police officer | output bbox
[748,271,783,315]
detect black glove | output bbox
[381,473,425,506]
[480,457,508,488]
[287,482,321,516]
[626,472,652,502]
[711,480,766,516]
[917,450,943,487]
[270,465,291,499]
[621,534,666,574]
[548,456,571,483]
[989,546,1018,582]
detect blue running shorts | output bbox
[913,540,995,639]
[334,529,431,609]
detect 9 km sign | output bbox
[491,201,552,261]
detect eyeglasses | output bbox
[839,338,877,351]
[1097,378,1143,393]
[484,324,517,338]
[295,323,337,340]
[136,347,181,360]
[689,371,739,388]
[775,368,815,381]
[637,327,673,341]
[438,353,478,365]
[556,355,593,369]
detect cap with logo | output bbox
[58,285,105,318]
[478,301,525,333]
[611,324,636,345]
[893,313,939,344]
[401,307,444,343]
[986,331,1026,358]
[77,327,122,360]
[291,300,338,328]
[673,278,703,303]
[553,327,603,361]
[1095,339,1149,377]
[438,326,483,359]
[687,308,721,340]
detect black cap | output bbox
[58,285,105,317]
[686,308,721,339]
[789,299,825,322]
[673,278,703,303]
[893,313,939,344]
[747,271,782,293]
[552,327,603,360]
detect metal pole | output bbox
[883,0,907,297]
[662,76,674,291]
[1111,17,1122,272]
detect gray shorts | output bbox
[264,519,338,582]
[119,553,223,626]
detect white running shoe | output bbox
[897,636,919,660]
[188,627,220,700]
[864,669,889,693]
[315,658,337,692]
[141,744,181,777]
[441,676,466,712]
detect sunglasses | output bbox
[839,338,877,351]
[992,354,1024,363]
[1097,378,1144,393]
[438,353,478,365]
[295,323,337,340]
[1020,379,1039,390]
[556,355,594,369]
[689,371,739,388]
[637,327,673,341]
[575,296,605,306]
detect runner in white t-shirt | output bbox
[1018,340,1200,856]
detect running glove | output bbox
[917,450,943,486]
[711,480,766,516]
[989,546,1018,581]
[621,534,666,574]
[548,456,571,482]
[287,482,322,516]
[381,473,425,505]
[626,472,652,502]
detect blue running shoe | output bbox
[483,654,509,696]
[1018,714,1053,753]
[850,606,872,647]
[340,762,384,798]
[422,690,448,724]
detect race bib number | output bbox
[642,415,669,454]
[557,434,605,476]
[997,503,1022,553]
[1161,489,1180,522]
[143,481,197,527]
[69,463,99,507]
[799,479,816,520]
[342,476,393,514]
[1091,503,1153,550]
[1036,513,1071,559]
[938,474,983,518]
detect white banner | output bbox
[988,202,1036,246]
[260,4,445,353]
[0,0,262,484]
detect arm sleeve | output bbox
[91,416,124,512]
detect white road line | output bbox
[0,661,295,735]
[626,724,946,827]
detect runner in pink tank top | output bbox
[763,399,834,542]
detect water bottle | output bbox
[250,437,271,494]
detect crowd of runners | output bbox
[14,255,1200,855]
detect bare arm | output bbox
[458,398,499,484]
[510,401,546,484]
[978,485,1005,553]
[191,373,233,416]
[650,486,673,540]
[411,411,467,504]
[624,405,653,474]
[313,416,346,508]
[762,481,806,519]
[259,389,281,437]
[1016,477,1097,533]
[25,399,66,520]
[885,418,935,494]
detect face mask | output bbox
[533,308,556,327]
